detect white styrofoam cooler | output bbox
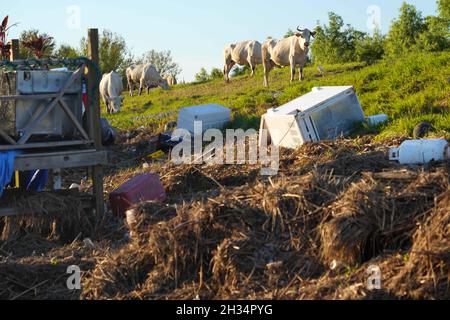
[259,86,365,149]
[177,104,231,134]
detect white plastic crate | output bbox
[177,104,231,134]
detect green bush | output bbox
[385,2,426,57]
[355,30,385,64]
[210,68,223,80]
[312,12,366,64]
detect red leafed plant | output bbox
[22,33,54,59]
[0,16,18,59]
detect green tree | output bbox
[19,29,55,59]
[415,0,450,52]
[355,29,385,64]
[385,2,426,56]
[311,12,366,64]
[54,44,79,59]
[140,50,182,77]
[284,29,295,38]
[210,67,223,79]
[80,30,129,74]
[417,15,450,51]
[438,0,450,20]
[195,67,210,83]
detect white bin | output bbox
[259,86,365,149]
[177,104,231,134]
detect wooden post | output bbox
[9,39,19,61]
[86,28,104,218]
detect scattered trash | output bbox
[413,121,434,139]
[146,150,166,160]
[24,169,49,192]
[125,131,138,140]
[69,183,81,191]
[83,238,96,249]
[330,260,347,273]
[100,118,117,146]
[366,114,388,127]
[0,151,21,198]
[164,121,177,132]
[259,86,365,149]
[177,104,231,135]
[389,139,449,165]
[110,173,167,217]
[142,163,150,170]
[159,132,184,152]
[124,201,177,245]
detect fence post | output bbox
[86,28,105,218]
[9,39,19,61]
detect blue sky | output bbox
[3,0,438,81]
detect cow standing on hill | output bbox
[164,74,177,86]
[223,40,262,83]
[126,64,170,96]
[99,71,124,114]
[262,27,316,87]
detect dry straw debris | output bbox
[1,137,449,300]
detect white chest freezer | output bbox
[177,104,231,134]
[259,86,365,149]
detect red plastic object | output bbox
[110,173,166,216]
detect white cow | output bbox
[163,74,177,86]
[262,27,316,87]
[224,40,262,83]
[99,71,124,114]
[126,64,170,96]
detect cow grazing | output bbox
[126,64,170,96]
[262,27,316,87]
[164,74,177,86]
[99,71,124,114]
[224,40,262,83]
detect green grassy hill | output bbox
[105,51,450,139]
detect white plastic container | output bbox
[367,114,388,126]
[259,86,365,149]
[389,139,449,165]
[177,104,231,134]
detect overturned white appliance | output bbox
[389,139,449,165]
[259,86,365,149]
[177,104,231,135]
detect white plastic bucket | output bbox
[389,139,449,165]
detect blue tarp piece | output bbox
[25,170,49,192]
[0,151,20,198]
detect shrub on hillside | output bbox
[210,67,223,80]
[355,30,385,64]
[384,3,426,57]
[195,67,210,83]
[312,12,365,64]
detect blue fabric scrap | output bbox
[0,151,20,198]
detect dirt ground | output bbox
[0,134,448,300]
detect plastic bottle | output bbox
[389,139,449,165]
[367,114,388,126]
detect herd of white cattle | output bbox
[100,27,316,114]
[224,27,316,86]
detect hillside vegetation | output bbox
[106,51,450,140]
